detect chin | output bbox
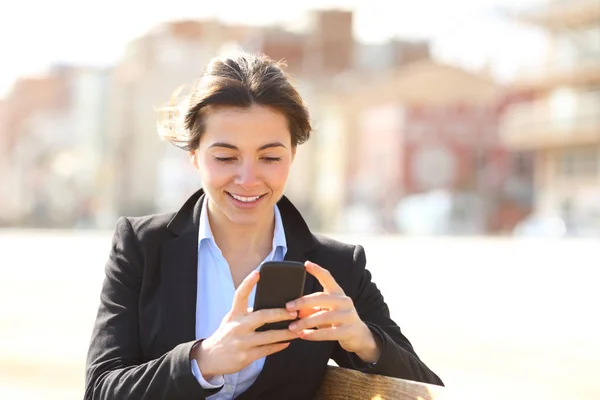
[227,214,263,226]
[224,200,273,224]
[223,206,270,225]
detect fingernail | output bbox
[289,323,297,331]
[286,301,296,309]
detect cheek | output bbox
[266,163,291,189]
[198,160,229,187]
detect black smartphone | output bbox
[253,261,306,332]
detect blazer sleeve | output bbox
[84,217,216,400]
[331,245,444,386]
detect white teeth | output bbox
[230,193,261,202]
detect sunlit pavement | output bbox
[1,230,598,400]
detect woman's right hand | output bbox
[192,270,299,379]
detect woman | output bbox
[85,53,443,400]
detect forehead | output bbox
[201,105,291,146]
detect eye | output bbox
[214,156,237,163]
[262,157,281,164]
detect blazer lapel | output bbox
[161,190,204,351]
[277,194,319,297]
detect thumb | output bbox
[231,270,260,316]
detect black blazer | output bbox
[85,190,443,399]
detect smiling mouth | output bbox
[227,192,265,203]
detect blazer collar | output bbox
[166,188,318,255]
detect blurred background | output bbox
[0,0,599,399]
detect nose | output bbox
[234,160,260,190]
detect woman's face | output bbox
[190,105,295,227]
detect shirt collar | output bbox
[272,203,287,254]
[198,196,213,243]
[198,196,287,254]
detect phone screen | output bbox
[253,261,306,331]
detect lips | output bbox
[227,192,265,203]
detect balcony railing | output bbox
[516,0,600,28]
[513,58,600,89]
[500,91,600,149]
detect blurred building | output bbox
[0,70,72,226]
[302,10,354,76]
[246,10,355,77]
[104,20,237,219]
[354,39,431,73]
[0,99,7,221]
[281,34,431,229]
[70,67,112,227]
[0,67,112,227]
[6,10,527,233]
[500,0,600,235]
[106,11,429,222]
[309,61,534,234]
[0,10,431,228]
[106,12,358,220]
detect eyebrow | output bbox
[208,142,287,151]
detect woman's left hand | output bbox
[285,261,382,364]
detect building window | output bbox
[513,152,533,177]
[558,147,599,178]
[554,25,600,67]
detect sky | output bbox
[0,0,548,97]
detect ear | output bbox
[189,150,199,170]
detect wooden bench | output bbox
[315,366,446,400]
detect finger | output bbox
[247,329,300,347]
[289,310,353,332]
[305,261,345,295]
[298,326,351,342]
[246,342,290,361]
[231,271,260,316]
[247,308,298,330]
[286,292,353,312]
[298,307,321,319]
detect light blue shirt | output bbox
[190,197,287,399]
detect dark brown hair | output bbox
[157,52,311,151]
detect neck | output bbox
[206,199,275,261]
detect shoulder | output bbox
[313,234,360,256]
[112,211,177,247]
[309,234,368,298]
[310,233,366,270]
